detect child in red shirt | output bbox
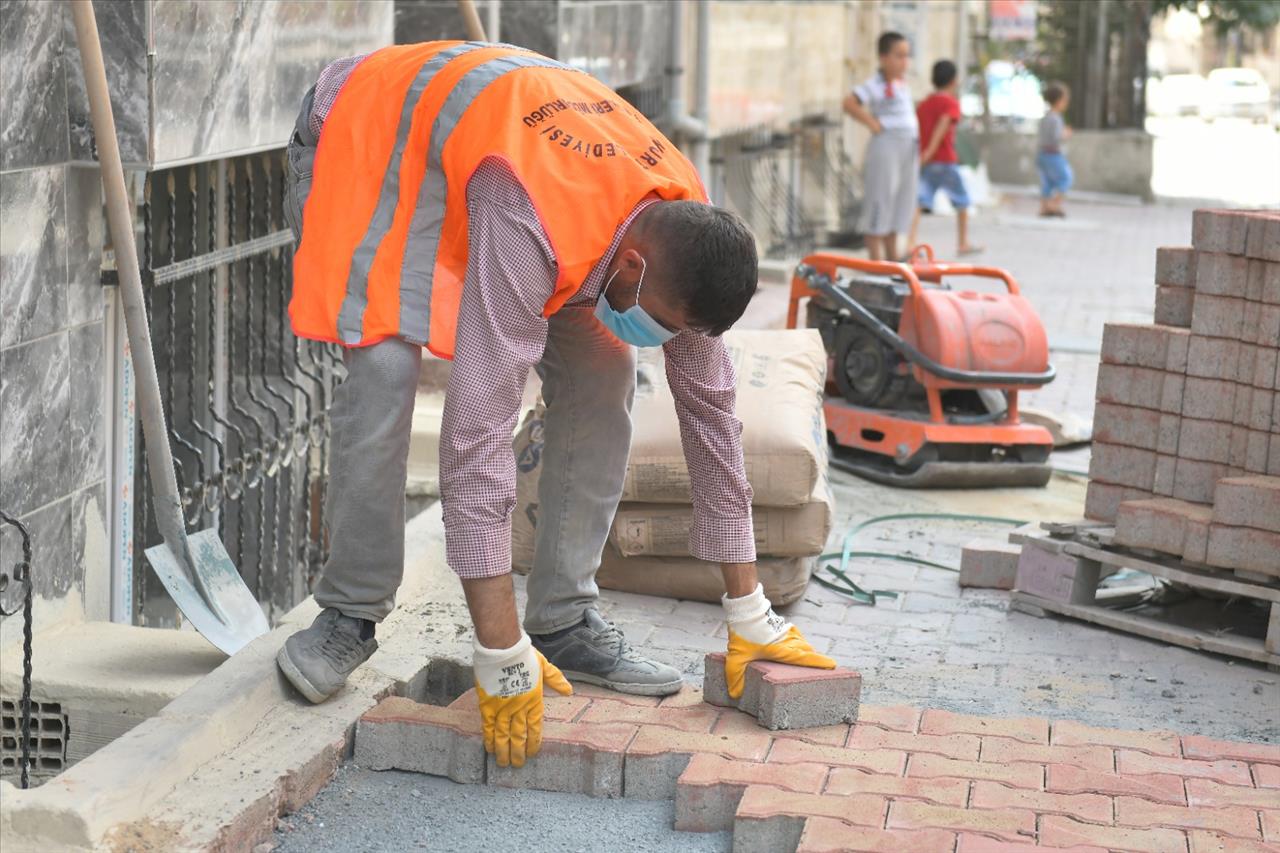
[908,60,981,256]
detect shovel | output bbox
[71,1,269,655]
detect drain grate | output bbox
[1,699,68,776]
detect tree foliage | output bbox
[1154,0,1280,36]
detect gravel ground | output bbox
[273,764,731,853]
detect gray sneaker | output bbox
[277,608,378,704]
[530,608,683,697]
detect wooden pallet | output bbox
[1010,525,1280,669]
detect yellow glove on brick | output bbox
[722,583,835,699]
[473,635,573,768]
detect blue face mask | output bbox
[593,256,677,348]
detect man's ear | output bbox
[617,247,645,278]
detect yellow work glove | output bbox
[722,583,836,699]
[473,634,573,768]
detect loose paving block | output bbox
[905,754,1043,788]
[1182,376,1238,421]
[969,780,1112,823]
[673,754,827,832]
[885,799,1036,844]
[978,736,1113,773]
[485,720,636,797]
[797,817,957,853]
[1194,208,1251,255]
[1156,284,1196,327]
[1174,457,1230,505]
[1095,364,1172,410]
[824,766,969,806]
[1115,797,1264,839]
[578,697,718,733]
[1245,213,1280,262]
[1253,347,1278,390]
[1249,391,1275,432]
[857,704,921,733]
[1115,497,1214,559]
[1182,732,1280,763]
[1238,343,1258,386]
[1205,523,1280,575]
[731,786,887,853]
[1117,749,1254,785]
[1196,252,1252,298]
[711,707,847,747]
[1155,451,1178,496]
[1212,476,1280,533]
[1047,763,1186,805]
[1179,417,1234,463]
[1187,335,1242,380]
[623,723,771,799]
[958,539,1021,590]
[1014,540,1101,605]
[1187,778,1280,810]
[1247,431,1272,475]
[354,698,486,784]
[1089,442,1158,490]
[846,724,979,760]
[1040,814,1189,853]
[767,738,906,775]
[919,709,1050,745]
[1050,719,1181,756]
[1091,403,1166,451]
[1253,257,1280,304]
[702,653,861,730]
[1155,246,1197,287]
[1101,323,1192,371]
[1084,480,1152,522]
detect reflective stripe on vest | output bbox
[396,52,572,343]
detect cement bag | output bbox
[609,479,834,558]
[623,329,828,506]
[597,545,812,605]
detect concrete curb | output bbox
[0,503,473,852]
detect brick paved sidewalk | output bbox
[357,683,1280,853]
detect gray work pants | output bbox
[312,309,635,630]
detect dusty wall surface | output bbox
[966,128,1157,200]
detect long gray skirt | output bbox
[859,130,919,236]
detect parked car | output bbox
[1148,73,1207,117]
[1201,68,1272,123]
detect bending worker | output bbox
[277,41,834,767]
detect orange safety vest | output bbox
[289,41,707,358]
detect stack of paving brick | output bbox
[355,684,1280,852]
[1086,208,1280,578]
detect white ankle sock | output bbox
[721,583,791,645]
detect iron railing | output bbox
[133,150,342,626]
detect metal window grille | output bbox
[132,150,342,626]
[0,699,65,778]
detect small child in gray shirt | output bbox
[1036,83,1073,217]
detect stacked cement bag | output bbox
[512,329,834,604]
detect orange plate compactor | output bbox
[787,248,1057,488]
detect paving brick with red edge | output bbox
[824,766,969,806]
[1089,442,1159,490]
[1157,284,1196,327]
[979,736,1114,773]
[906,753,1043,788]
[1091,403,1169,452]
[578,697,719,733]
[1253,257,1280,303]
[623,723,771,800]
[1085,481,1153,522]
[1175,457,1231,505]
[1263,811,1280,843]
[1182,376,1239,421]
[1101,322,1192,370]
[1187,335,1242,380]
[486,720,638,798]
[969,779,1111,823]
[447,687,590,723]
[731,785,888,853]
[1179,416,1235,463]
[954,834,1106,853]
[1255,764,1280,788]
[658,686,707,709]
[1194,208,1251,255]
[796,817,958,853]
[1047,762,1186,805]
[673,753,828,832]
[1197,252,1253,298]
[1096,364,1175,411]
[885,799,1036,844]
[1115,497,1213,560]
[1188,830,1280,853]
[959,539,1022,590]
[920,709,1050,744]
[1040,814,1189,853]
[1245,214,1280,262]
[712,706,848,747]
[1051,719,1181,755]
[846,723,979,760]
[1156,246,1198,287]
[768,738,907,775]
[857,704,921,733]
[355,698,487,784]
[1187,777,1280,810]
[1118,749,1254,785]
[702,652,862,731]
[1115,796,1263,839]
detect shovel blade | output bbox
[145,528,270,655]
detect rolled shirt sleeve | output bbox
[663,332,757,564]
[439,165,557,580]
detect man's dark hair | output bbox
[931,60,957,90]
[1044,82,1068,106]
[877,31,906,56]
[640,202,758,336]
